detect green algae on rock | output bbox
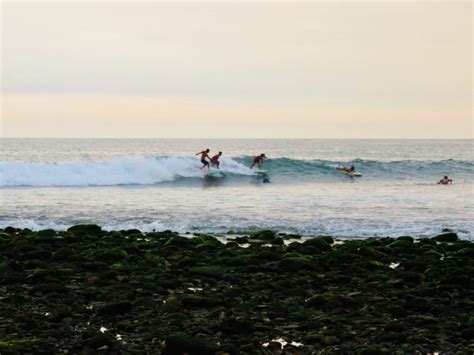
[0,226,472,353]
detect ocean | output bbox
[1,138,473,239]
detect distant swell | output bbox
[1,156,473,187]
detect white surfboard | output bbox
[206,169,225,177]
[341,170,362,177]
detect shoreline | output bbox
[1,225,473,353]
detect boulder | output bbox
[162,335,221,355]
[97,302,132,316]
[67,224,103,236]
[433,233,458,242]
[249,230,276,242]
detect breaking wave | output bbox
[1,156,472,187]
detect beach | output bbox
[3,1,472,353]
[1,225,473,353]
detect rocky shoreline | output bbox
[0,225,473,354]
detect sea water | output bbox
[1,139,473,239]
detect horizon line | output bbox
[2,137,473,140]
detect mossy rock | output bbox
[92,247,127,262]
[30,283,69,294]
[388,239,415,249]
[67,224,103,236]
[249,230,276,241]
[97,302,132,316]
[164,236,192,247]
[162,335,221,355]
[220,316,254,334]
[82,261,109,271]
[106,231,124,238]
[0,337,51,352]
[35,229,57,238]
[189,265,226,278]
[397,236,414,242]
[303,237,331,251]
[83,334,115,350]
[122,229,142,236]
[179,294,223,307]
[457,247,474,257]
[358,246,386,260]
[278,256,314,271]
[433,232,458,242]
[357,346,387,355]
[24,259,49,269]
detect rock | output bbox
[388,239,414,249]
[303,332,323,344]
[122,229,142,236]
[67,224,103,236]
[179,294,222,307]
[189,266,225,278]
[433,233,458,242]
[4,226,18,234]
[303,237,331,251]
[320,336,339,345]
[271,237,284,246]
[162,335,221,355]
[278,256,313,271]
[397,236,414,242]
[406,314,436,325]
[306,295,326,308]
[30,283,69,294]
[357,346,386,355]
[97,302,132,316]
[220,316,254,334]
[461,327,474,340]
[36,229,57,238]
[249,230,276,242]
[233,236,249,244]
[84,335,114,350]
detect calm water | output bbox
[1,139,473,238]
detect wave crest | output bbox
[0,156,254,187]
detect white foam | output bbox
[0,156,254,187]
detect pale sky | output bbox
[1,1,472,138]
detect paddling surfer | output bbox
[251,153,266,169]
[196,149,211,169]
[437,176,453,185]
[338,166,355,173]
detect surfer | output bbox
[251,153,266,169]
[437,176,453,185]
[211,151,222,169]
[196,149,211,169]
[337,166,355,173]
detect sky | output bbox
[1,1,472,138]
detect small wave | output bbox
[236,157,474,180]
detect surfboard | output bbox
[254,169,269,174]
[206,169,225,177]
[336,167,362,177]
[341,170,362,177]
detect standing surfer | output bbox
[251,153,266,169]
[211,151,222,169]
[196,149,211,169]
